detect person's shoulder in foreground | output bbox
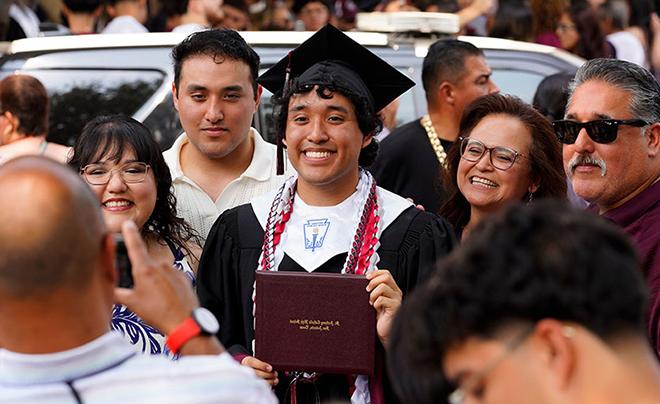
[0,333,275,403]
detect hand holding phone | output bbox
[114,234,133,288]
[114,221,200,334]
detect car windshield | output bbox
[0,69,163,146]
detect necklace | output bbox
[421,114,448,169]
[259,170,380,275]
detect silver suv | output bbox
[0,30,583,149]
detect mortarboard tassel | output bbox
[276,51,293,175]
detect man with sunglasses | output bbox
[554,58,660,357]
[388,201,660,404]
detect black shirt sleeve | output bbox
[196,205,263,356]
[378,206,457,294]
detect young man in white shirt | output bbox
[164,29,287,244]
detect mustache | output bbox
[568,154,607,177]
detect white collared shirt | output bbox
[101,16,148,34]
[163,129,288,244]
[0,332,276,403]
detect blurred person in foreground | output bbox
[556,57,659,355]
[0,156,276,402]
[438,94,566,240]
[370,39,498,213]
[0,74,70,165]
[388,200,660,404]
[69,115,201,356]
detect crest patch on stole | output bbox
[303,219,331,252]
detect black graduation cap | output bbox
[258,24,415,174]
[259,24,414,113]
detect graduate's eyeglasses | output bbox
[80,162,150,185]
[552,119,649,144]
[459,137,525,171]
[447,325,535,404]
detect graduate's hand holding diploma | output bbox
[366,269,403,347]
[242,356,279,386]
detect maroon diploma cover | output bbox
[254,270,376,375]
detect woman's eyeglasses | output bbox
[556,23,577,32]
[552,119,648,144]
[80,162,150,185]
[459,137,525,171]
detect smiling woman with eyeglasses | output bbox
[439,94,567,240]
[68,115,201,358]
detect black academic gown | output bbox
[197,202,456,403]
[369,120,454,213]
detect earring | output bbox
[562,326,576,338]
[527,192,534,204]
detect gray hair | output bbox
[568,58,660,124]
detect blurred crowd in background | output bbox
[2,0,660,77]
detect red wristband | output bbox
[165,317,201,354]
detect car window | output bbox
[491,69,546,103]
[142,95,182,151]
[0,69,163,146]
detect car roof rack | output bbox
[356,12,459,35]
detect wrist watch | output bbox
[165,307,220,354]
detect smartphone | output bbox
[114,234,133,288]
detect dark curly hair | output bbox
[438,93,566,230]
[171,28,260,97]
[68,115,199,257]
[388,200,647,403]
[273,81,382,167]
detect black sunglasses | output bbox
[552,119,649,144]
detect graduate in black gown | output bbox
[196,25,457,404]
